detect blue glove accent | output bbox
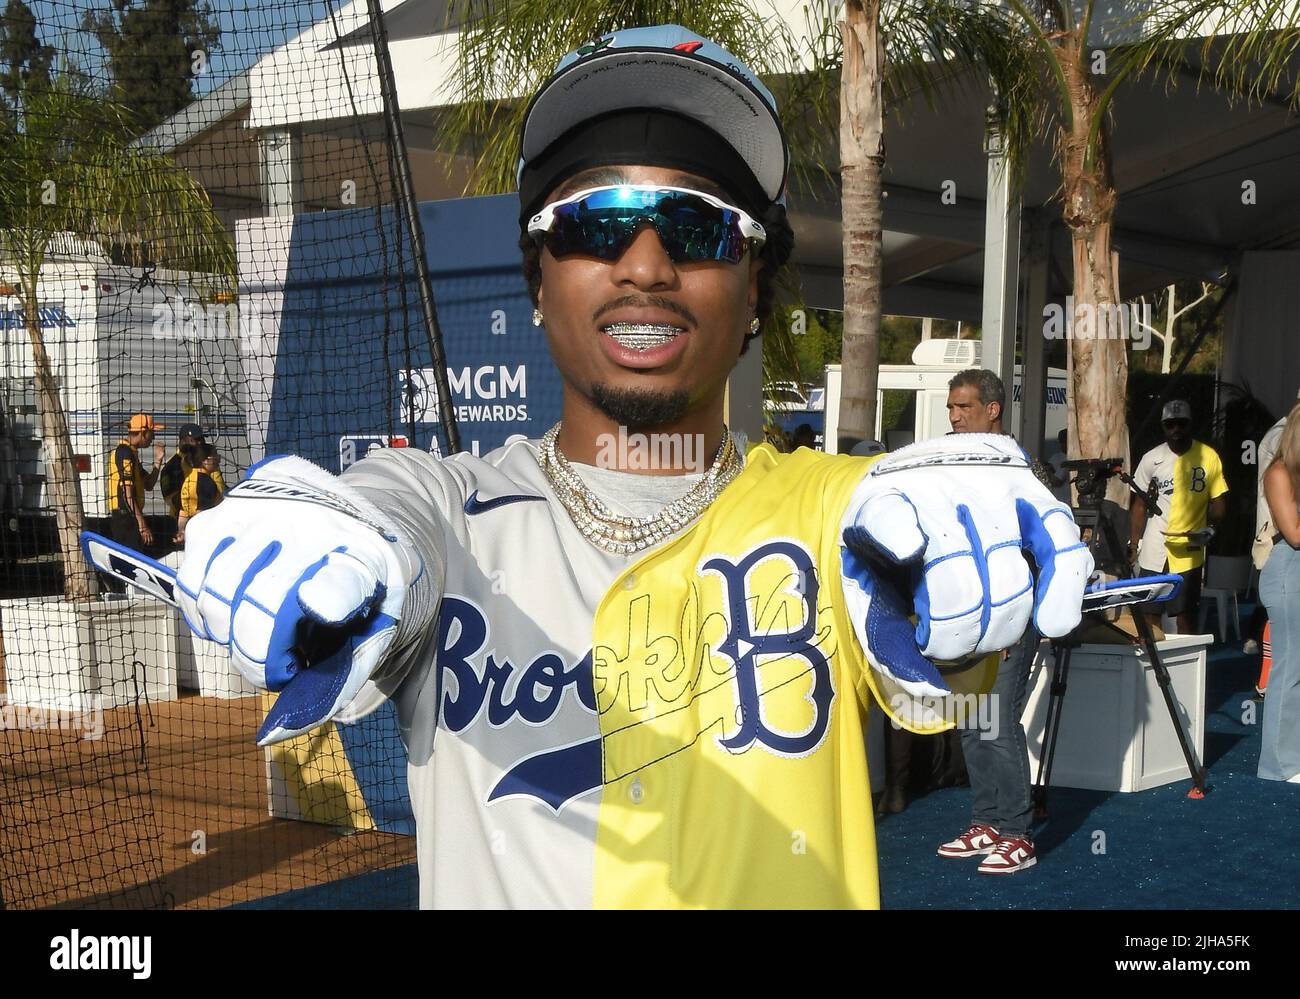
[914,573,932,651]
[230,537,282,637]
[256,611,397,744]
[261,549,331,690]
[243,453,293,478]
[956,505,992,644]
[1016,499,1086,633]
[840,548,948,692]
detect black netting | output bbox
[0,0,550,910]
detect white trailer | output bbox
[1,237,248,523]
[822,339,1068,455]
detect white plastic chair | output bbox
[1197,555,1252,641]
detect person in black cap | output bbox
[107,413,166,554]
[174,443,225,545]
[159,423,205,546]
[1130,399,1228,633]
[160,25,1091,908]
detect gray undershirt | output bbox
[565,430,747,520]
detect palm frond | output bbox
[0,79,235,293]
[442,0,788,197]
[1111,0,1300,110]
[880,0,1049,188]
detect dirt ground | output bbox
[0,669,415,910]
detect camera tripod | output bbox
[1031,468,1210,816]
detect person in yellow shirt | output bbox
[174,444,225,544]
[204,445,227,495]
[1129,399,1229,633]
[106,413,165,552]
[159,422,206,531]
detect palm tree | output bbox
[995,0,1297,499]
[995,1,1130,496]
[832,0,1035,445]
[440,1,1034,444]
[0,77,235,598]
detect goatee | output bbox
[590,384,691,430]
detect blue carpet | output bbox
[230,864,418,910]
[876,638,1299,909]
[233,639,1295,910]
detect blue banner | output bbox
[264,193,560,466]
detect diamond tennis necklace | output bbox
[538,422,743,555]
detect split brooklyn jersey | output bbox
[339,438,952,909]
[1133,441,1228,572]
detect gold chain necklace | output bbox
[538,423,742,555]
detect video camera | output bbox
[1064,456,1160,517]
[1063,457,1124,508]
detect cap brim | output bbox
[521,48,786,204]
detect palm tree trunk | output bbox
[838,0,886,447]
[23,279,97,600]
[1056,31,1130,505]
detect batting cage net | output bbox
[0,0,561,909]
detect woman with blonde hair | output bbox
[1259,400,1300,781]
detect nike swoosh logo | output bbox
[464,490,547,515]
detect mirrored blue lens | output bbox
[546,189,749,263]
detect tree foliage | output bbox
[0,0,53,114]
[0,75,234,598]
[81,0,220,134]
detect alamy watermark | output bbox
[0,693,104,740]
[50,930,151,979]
[1042,296,1153,349]
[594,426,708,472]
[889,692,1000,741]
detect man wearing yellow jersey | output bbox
[159,422,206,527]
[107,413,165,552]
[1130,400,1228,633]
[165,26,1092,908]
[174,444,225,544]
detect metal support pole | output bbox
[365,0,461,454]
[981,114,1020,396]
[258,128,304,217]
[1020,214,1050,454]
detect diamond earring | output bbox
[533,308,544,327]
[749,317,761,335]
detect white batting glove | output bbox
[176,455,423,744]
[840,434,1093,698]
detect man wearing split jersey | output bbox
[165,26,1092,908]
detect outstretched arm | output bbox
[1265,462,1300,548]
[839,435,1093,725]
[1129,495,1147,564]
[173,454,443,743]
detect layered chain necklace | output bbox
[538,422,743,555]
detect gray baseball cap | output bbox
[517,25,788,211]
[1162,400,1192,422]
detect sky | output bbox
[26,0,342,94]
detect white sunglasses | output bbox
[527,184,766,263]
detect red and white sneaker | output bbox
[978,835,1037,874]
[936,824,1001,858]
